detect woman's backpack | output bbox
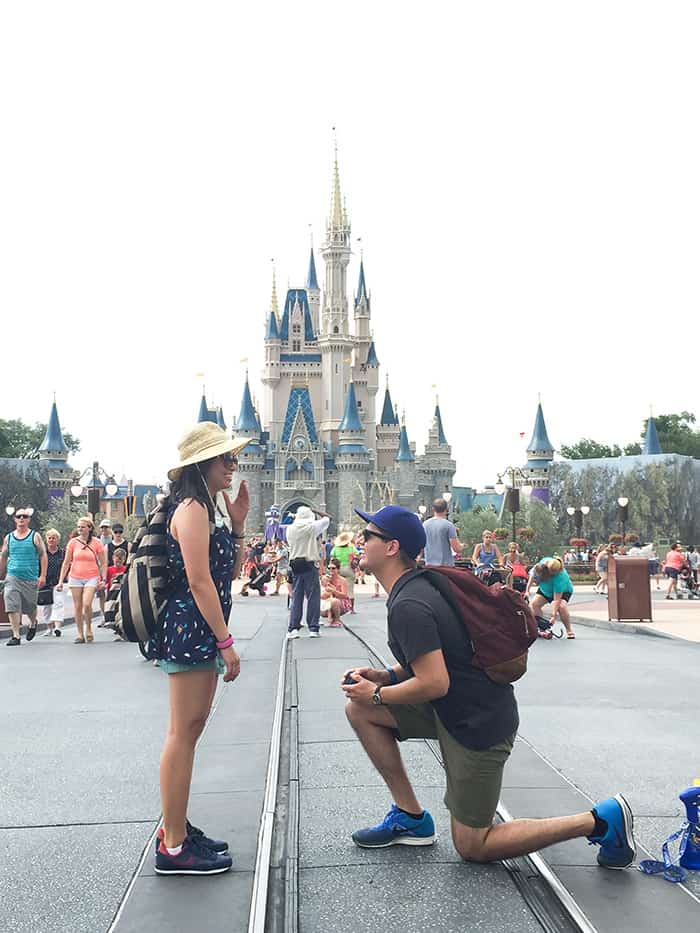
[420,566,538,684]
[103,503,170,643]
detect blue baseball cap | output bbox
[354,505,426,560]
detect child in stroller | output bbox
[677,563,699,599]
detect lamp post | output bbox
[71,461,119,519]
[495,467,533,543]
[418,503,427,522]
[617,497,629,543]
[566,505,590,542]
[443,489,452,520]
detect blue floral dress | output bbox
[158,503,238,670]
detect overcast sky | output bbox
[1,2,697,489]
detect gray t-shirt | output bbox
[423,516,457,567]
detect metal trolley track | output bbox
[248,627,599,933]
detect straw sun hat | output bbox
[168,423,253,481]
[335,531,353,547]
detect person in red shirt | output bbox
[106,548,127,590]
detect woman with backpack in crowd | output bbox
[154,423,251,877]
[58,517,107,644]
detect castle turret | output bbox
[643,415,662,455]
[417,396,456,506]
[306,245,321,335]
[376,379,400,473]
[38,397,75,497]
[336,383,370,524]
[234,374,265,532]
[319,145,353,434]
[394,415,417,509]
[262,268,282,434]
[524,400,554,504]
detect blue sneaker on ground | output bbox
[155,835,233,875]
[352,804,436,848]
[588,794,636,869]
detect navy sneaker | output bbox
[588,794,636,869]
[156,823,229,854]
[352,804,436,848]
[155,835,232,875]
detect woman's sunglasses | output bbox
[362,528,394,544]
[221,453,238,467]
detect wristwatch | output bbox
[372,685,383,706]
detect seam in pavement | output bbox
[0,819,156,830]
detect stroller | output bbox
[677,564,699,600]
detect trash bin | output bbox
[608,556,653,622]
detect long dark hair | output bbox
[167,459,216,523]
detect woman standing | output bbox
[320,558,352,626]
[58,517,106,643]
[594,546,609,595]
[331,531,358,613]
[155,423,250,876]
[40,529,66,636]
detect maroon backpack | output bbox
[420,566,538,684]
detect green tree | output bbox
[520,499,562,561]
[0,418,81,459]
[559,439,622,459]
[41,496,85,543]
[640,412,700,458]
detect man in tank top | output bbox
[0,508,48,645]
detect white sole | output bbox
[354,834,437,849]
[154,865,231,875]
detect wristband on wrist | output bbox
[385,667,398,685]
[216,635,234,650]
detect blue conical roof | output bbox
[527,402,553,453]
[355,259,369,306]
[395,423,415,462]
[40,401,68,453]
[366,342,379,367]
[266,310,280,340]
[643,416,662,455]
[197,394,210,424]
[307,248,319,290]
[237,377,259,433]
[380,386,398,426]
[216,408,226,430]
[338,383,364,432]
[434,403,447,445]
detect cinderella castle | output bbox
[195,153,456,533]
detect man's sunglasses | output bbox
[362,528,394,543]
[221,453,238,466]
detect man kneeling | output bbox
[342,506,635,869]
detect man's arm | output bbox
[450,532,465,555]
[0,536,8,580]
[35,534,48,586]
[312,516,330,537]
[343,649,450,705]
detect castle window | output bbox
[292,323,301,335]
[335,364,338,374]
[333,325,339,334]
[292,339,301,352]
[357,400,363,409]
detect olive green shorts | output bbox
[387,701,515,829]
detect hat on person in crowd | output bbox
[99,519,112,529]
[168,423,252,481]
[292,506,315,525]
[335,531,353,547]
[354,505,426,560]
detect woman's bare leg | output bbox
[71,588,84,639]
[82,586,97,639]
[160,670,217,849]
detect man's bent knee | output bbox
[451,821,491,862]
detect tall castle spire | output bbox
[643,415,662,455]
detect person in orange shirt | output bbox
[662,542,685,600]
[58,517,107,643]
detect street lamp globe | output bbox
[566,507,576,516]
[5,506,15,516]
[418,504,427,517]
[494,480,506,496]
[71,484,84,498]
[617,497,629,508]
[443,491,452,504]
[105,478,119,497]
[580,506,590,515]
[521,484,533,496]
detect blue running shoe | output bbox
[155,835,233,875]
[588,794,636,869]
[352,804,436,848]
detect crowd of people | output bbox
[0,514,130,645]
